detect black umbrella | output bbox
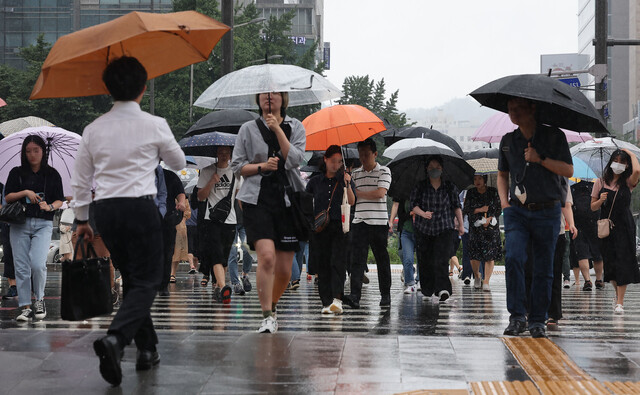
[469,74,608,134]
[382,126,464,157]
[463,148,499,160]
[387,145,474,200]
[184,109,259,137]
[301,148,360,173]
[179,131,236,157]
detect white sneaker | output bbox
[33,299,46,320]
[563,280,570,289]
[614,304,624,314]
[403,285,416,294]
[463,277,471,285]
[257,315,278,333]
[329,298,343,314]
[474,277,482,289]
[321,306,333,314]
[482,283,491,292]
[416,281,421,291]
[16,307,34,322]
[438,290,450,302]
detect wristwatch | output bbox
[257,165,262,175]
[49,204,54,211]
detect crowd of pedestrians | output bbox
[1,57,640,387]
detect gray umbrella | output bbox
[463,148,499,160]
[469,74,608,134]
[184,109,259,137]
[382,126,464,157]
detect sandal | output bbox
[188,268,197,274]
[449,271,454,277]
[169,275,176,283]
[201,276,209,287]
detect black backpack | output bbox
[571,181,596,220]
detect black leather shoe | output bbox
[530,327,548,338]
[343,295,360,309]
[136,349,160,371]
[93,335,123,386]
[379,295,391,307]
[503,320,527,336]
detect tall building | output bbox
[578,0,640,136]
[238,0,325,66]
[0,0,171,69]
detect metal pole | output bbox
[221,0,234,75]
[595,0,608,134]
[189,64,194,123]
[149,79,155,115]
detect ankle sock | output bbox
[262,310,272,318]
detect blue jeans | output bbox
[503,203,560,329]
[400,230,416,286]
[291,241,309,281]
[10,218,53,307]
[228,225,253,285]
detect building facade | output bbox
[0,0,171,69]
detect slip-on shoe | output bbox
[93,335,123,386]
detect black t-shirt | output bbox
[306,173,355,221]
[162,169,185,214]
[4,166,65,221]
[498,125,572,204]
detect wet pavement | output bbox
[1,263,640,394]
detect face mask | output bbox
[428,168,442,179]
[611,162,627,175]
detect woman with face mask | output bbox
[590,149,640,313]
[410,156,464,303]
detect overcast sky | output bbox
[323,0,579,111]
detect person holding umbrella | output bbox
[497,97,573,339]
[231,91,306,333]
[590,149,640,313]
[410,156,464,303]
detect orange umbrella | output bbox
[303,104,386,151]
[30,11,229,99]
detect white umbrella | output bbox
[570,137,640,178]
[383,138,455,160]
[194,64,343,110]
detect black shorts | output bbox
[187,225,198,256]
[198,221,235,268]
[242,202,300,252]
[573,223,602,262]
[451,229,461,258]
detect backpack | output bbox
[571,181,596,220]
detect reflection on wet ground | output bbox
[1,264,639,393]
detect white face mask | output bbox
[611,162,627,175]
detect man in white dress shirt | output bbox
[71,57,186,387]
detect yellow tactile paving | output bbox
[604,381,640,394]
[394,390,469,395]
[502,338,593,382]
[536,380,609,394]
[470,380,539,395]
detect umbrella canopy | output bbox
[570,137,640,178]
[472,112,593,143]
[467,158,499,175]
[469,74,608,134]
[194,64,343,109]
[301,148,359,173]
[571,156,597,181]
[304,105,386,151]
[0,116,54,137]
[184,109,259,137]
[383,138,454,160]
[30,11,230,99]
[463,148,499,160]
[179,131,236,157]
[387,145,474,200]
[382,126,464,157]
[0,98,6,107]
[0,126,81,196]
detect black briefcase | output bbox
[60,237,113,321]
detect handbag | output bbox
[597,187,618,239]
[0,201,26,224]
[313,181,339,233]
[61,236,113,321]
[208,175,236,222]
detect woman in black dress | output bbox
[591,149,640,313]
[463,174,502,291]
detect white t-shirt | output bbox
[197,164,238,224]
[352,163,392,226]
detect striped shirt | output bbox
[352,163,392,225]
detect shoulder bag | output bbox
[61,236,113,321]
[0,174,26,224]
[208,174,236,223]
[314,181,339,233]
[597,187,618,239]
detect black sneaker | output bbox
[242,275,252,292]
[158,287,170,297]
[530,327,547,338]
[2,285,17,299]
[213,286,221,302]
[16,307,34,322]
[379,295,391,307]
[33,299,46,320]
[503,320,527,336]
[343,295,360,309]
[595,280,604,290]
[438,290,450,302]
[233,282,245,295]
[583,280,593,291]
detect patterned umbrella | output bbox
[178,131,236,157]
[0,116,54,137]
[467,158,499,175]
[0,126,81,196]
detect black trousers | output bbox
[0,224,14,279]
[349,222,391,302]
[548,234,566,320]
[311,222,347,307]
[415,230,452,297]
[94,198,163,352]
[160,220,177,290]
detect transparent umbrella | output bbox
[194,64,343,110]
[570,137,640,178]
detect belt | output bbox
[510,200,559,211]
[95,195,155,205]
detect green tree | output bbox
[0,35,111,134]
